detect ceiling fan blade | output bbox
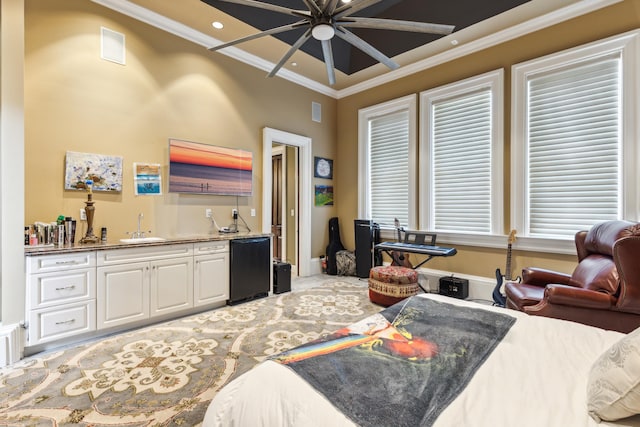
[209,21,308,51]
[340,17,455,35]
[268,29,312,78]
[321,39,336,86]
[334,27,399,70]
[322,0,340,15]
[211,0,309,18]
[301,0,322,15]
[334,0,382,19]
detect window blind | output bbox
[431,89,492,233]
[369,110,410,227]
[527,55,621,237]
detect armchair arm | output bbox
[543,284,615,310]
[521,267,572,287]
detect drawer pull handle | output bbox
[55,260,79,265]
[55,285,76,291]
[55,319,76,325]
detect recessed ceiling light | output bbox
[451,39,459,45]
[212,21,224,30]
[291,62,298,67]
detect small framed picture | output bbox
[314,157,333,179]
[134,163,162,195]
[315,185,334,206]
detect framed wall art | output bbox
[133,163,162,195]
[314,156,333,179]
[315,185,334,206]
[168,138,253,196]
[64,151,123,192]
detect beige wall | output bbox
[23,0,640,281]
[335,0,640,277]
[24,0,336,257]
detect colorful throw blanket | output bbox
[271,297,516,427]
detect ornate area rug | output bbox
[0,279,381,426]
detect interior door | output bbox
[271,153,283,260]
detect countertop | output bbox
[24,232,271,256]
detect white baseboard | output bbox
[310,257,324,275]
[0,324,22,367]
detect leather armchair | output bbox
[505,220,640,333]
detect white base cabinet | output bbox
[25,252,97,346]
[25,239,235,352]
[194,241,229,306]
[96,244,194,329]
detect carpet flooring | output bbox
[0,276,380,426]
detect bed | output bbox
[203,293,640,427]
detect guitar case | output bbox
[325,217,345,275]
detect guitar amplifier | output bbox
[439,276,469,299]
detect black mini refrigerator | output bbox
[229,237,270,305]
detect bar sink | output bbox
[119,237,167,244]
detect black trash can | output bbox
[273,261,291,294]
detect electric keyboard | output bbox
[374,242,457,257]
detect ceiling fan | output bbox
[205,0,455,85]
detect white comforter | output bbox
[203,294,640,427]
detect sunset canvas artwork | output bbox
[168,139,253,196]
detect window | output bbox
[358,95,416,229]
[512,30,640,246]
[420,70,504,237]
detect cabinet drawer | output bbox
[27,252,96,274]
[97,244,193,265]
[29,269,95,309]
[29,301,96,345]
[194,241,228,255]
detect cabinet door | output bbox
[194,252,229,306]
[97,261,149,329]
[150,257,193,317]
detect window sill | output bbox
[379,229,576,255]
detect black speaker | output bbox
[439,276,469,299]
[273,262,291,294]
[355,219,378,278]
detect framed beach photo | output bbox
[168,138,253,196]
[133,163,162,195]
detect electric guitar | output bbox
[492,230,520,307]
[390,218,412,268]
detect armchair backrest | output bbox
[571,220,638,295]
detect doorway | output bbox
[262,128,312,276]
[271,145,299,269]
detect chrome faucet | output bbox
[127,213,151,239]
[135,213,145,238]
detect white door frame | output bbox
[262,127,312,276]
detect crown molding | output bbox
[90,0,337,97]
[91,0,620,100]
[336,0,623,99]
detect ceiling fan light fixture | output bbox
[312,23,335,41]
